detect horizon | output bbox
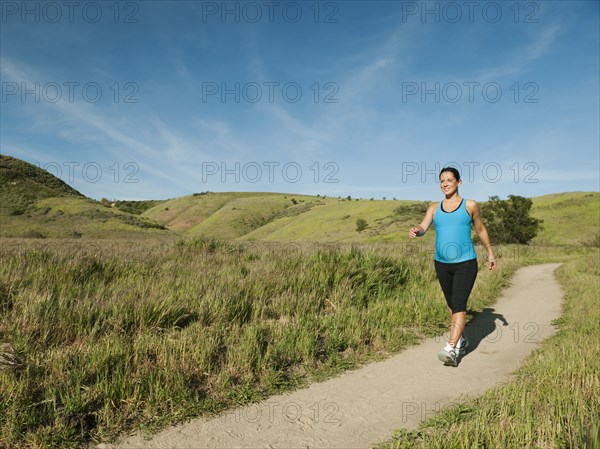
[2,1,599,201]
[4,153,596,203]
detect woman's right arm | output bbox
[408,203,436,238]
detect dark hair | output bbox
[439,167,461,182]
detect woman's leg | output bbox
[434,261,454,310]
[448,259,478,347]
[448,312,466,347]
[435,261,457,346]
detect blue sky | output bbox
[1,0,599,201]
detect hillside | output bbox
[0,155,174,239]
[530,191,600,246]
[143,192,434,244]
[0,155,84,215]
[144,191,599,246]
[2,156,598,244]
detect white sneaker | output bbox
[437,345,459,366]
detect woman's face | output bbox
[439,171,460,195]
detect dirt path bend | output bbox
[107,263,564,449]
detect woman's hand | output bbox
[488,256,497,271]
[408,227,421,238]
[409,204,435,239]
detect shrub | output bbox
[23,230,46,238]
[394,202,430,216]
[478,195,543,244]
[356,218,368,232]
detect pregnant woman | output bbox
[408,167,497,366]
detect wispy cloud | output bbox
[475,23,563,82]
[2,3,597,201]
[1,57,196,192]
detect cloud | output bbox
[475,23,563,81]
[1,57,194,191]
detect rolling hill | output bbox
[143,192,433,243]
[0,155,174,239]
[2,155,598,245]
[530,191,600,246]
[144,191,599,246]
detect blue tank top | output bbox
[433,198,476,263]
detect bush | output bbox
[356,218,368,232]
[478,195,543,244]
[394,202,430,216]
[23,230,46,238]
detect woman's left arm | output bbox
[468,200,497,271]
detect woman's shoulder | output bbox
[465,199,480,216]
[428,201,440,219]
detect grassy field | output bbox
[0,237,519,448]
[1,155,598,447]
[379,246,599,449]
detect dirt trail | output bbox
[107,263,564,449]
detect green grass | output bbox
[105,199,167,215]
[0,237,516,448]
[143,191,267,233]
[530,192,600,246]
[186,194,323,239]
[378,246,600,449]
[0,197,174,239]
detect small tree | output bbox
[356,218,368,232]
[478,195,543,244]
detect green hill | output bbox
[2,156,598,245]
[145,192,335,239]
[0,155,174,239]
[0,154,84,215]
[144,190,598,246]
[144,193,434,244]
[144,191,280,234]
[530,191,600,246]
[239,198,431,243]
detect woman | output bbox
[408,167,497,366]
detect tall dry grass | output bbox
[0,237,517,447]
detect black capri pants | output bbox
[434,258,478,314]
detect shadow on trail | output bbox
[462,307,509,357]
